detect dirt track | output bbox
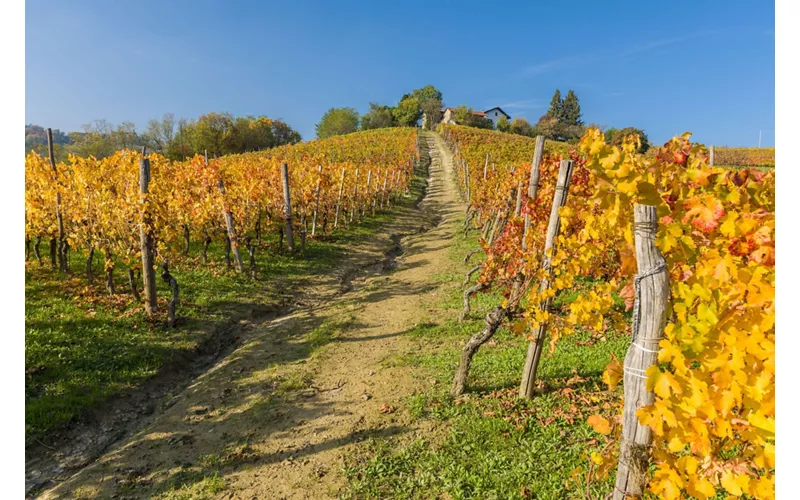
[38,131,463,499]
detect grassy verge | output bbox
[25,186,421,444]
[342,200,631,499]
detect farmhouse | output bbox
[440,107,510,127]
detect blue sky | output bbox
[25,0,775,146]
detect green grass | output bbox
[25,171,425,444]
[342,193,632,499]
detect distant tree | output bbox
[420,98,443,130]
[533,115,562,141]
[392,97,422,127]
[361,102,396,130]
[545,89,563,120]
[409,85,443,106]
[453,105,494,130]
[144,113,176,153]
[510,117,534,137]
[605,126,650,153]
[561,90,583,126]
[316,107,360,139]
[496,115,511,133]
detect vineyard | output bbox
[25,127,419,442]
[25,125,775,500]
[437,123,774,499]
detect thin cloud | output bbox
[497,100,544,110]
[518,56,584,77]
[621,31,718,56]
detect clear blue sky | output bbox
[25,0,775,146]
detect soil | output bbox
[34,131,463,499]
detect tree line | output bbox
[25,112,302,162]
[315,84,445,139]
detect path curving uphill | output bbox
[38,131,463,499]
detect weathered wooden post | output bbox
[311,165,322,237]
[138,148,158,313]
[483,153,489,180]
[380,169,389,209]
[519,159,574,399]
[514,181,524,217]
[349,168,359,223]
[281,163,295,252]
[522,135,545,250]
[709,145,715,166]
[217,179,245,272]
[334,167,345,229]
[47,128,67,273]
[364,169,372,218]
[612,205,670,499]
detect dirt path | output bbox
[40,131,463,499]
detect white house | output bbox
[484,107,511,127]
[439,107,510,127]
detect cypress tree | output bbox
[545,90,563,119]
[561,89,583,126]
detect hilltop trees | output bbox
[393,97,422,127]
[453,105,494,130]
[315,107,360,139]
[510,117,533,137]
[535,89,584,142]
[361,103,396,130]
[26,113,302,161]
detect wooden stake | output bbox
[483,154,489,180]
[47,128,66,273]
[139,152,158,313]
[522,135,545,250]
[311,165,322,237]
[709,145,715,166]
[612,205,670,499]
[519,159,575,399]
[334,168,345,229]
[514,181,524,217]
[350,168,359,223]
[281,163,295,252]
[218,180,244,272]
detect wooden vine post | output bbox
[380,169,389,209]
[47,128,67,273]
[217,179,244,272]
[281,163,295,252]
[139,149,158,314]
[522,135,545,250]
[350,168,359,224]
[519,159,575,399]
[483,153,489,180]
[311,165,322,237]
[709,145,715,166]
[612,205,670,499]
[334,167,345,228]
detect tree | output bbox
[361,102,395,130]
[510,117,534,137]
[453,105,494,130]
[496,116,511,133]
[561,90,583,126]
[145,113,176,153]
[410,85,443,106]
[606,126,650,153]
[545,90,563,120]
[392,97,421,127]
[420,98,443,130]
[316,107,359,139]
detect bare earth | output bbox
[39,131,463,499]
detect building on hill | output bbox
[440,107,510,127]
[484,107,510,126]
